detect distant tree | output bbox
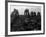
[30,11,34,17]
[37,12,41,22]
[24,9,29,17]
[37,12,41,16]
[33,12,36,17]
[11,9,19,17]
[11,9,19,24]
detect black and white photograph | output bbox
[7,1,45,35]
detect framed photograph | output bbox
[5,1,45,36]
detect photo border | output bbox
[5,0,45,36]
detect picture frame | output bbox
[5,0,45,36]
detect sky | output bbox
[10,5,41,15]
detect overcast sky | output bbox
[10,5,41,15]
